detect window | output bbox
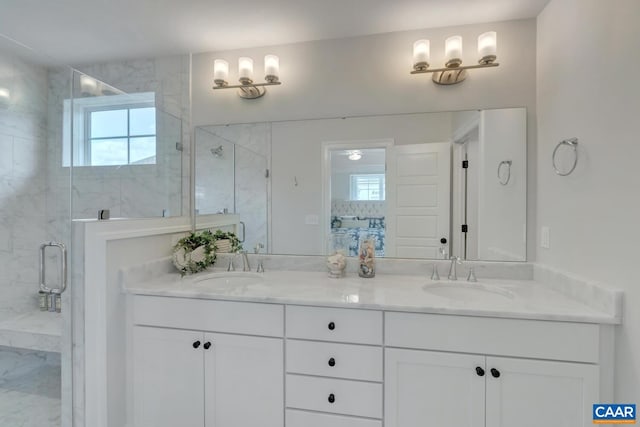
[350,174,385,201]
[62,92,156,167]
[87,105,156,166]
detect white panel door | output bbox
[133,326,204,427]
[386,142,451,258]
[485,356,598,427]
[204,332,283,427]
[385,348,485,427]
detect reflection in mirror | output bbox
[195,108,526,261]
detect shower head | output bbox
[211,145,224,158]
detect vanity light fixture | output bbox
[0,87,10,108]
[213,55,281,99]
[411,31,499,85]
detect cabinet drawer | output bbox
[385,312,600,363]
[287,340,382,381]
[286,306,382,345]
[286,374,382,418]
[133,295,283,337]
[287,409,382,427]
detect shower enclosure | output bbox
[0,35,187,427]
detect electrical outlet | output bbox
[541,226,550,249]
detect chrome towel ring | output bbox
[552,137,578,176]
[497,160,512,185]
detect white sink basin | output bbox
[194,272,265,289]
[422,282,515,303]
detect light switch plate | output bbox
[541,226,550,249]
[305,214,319,225]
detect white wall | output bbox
[191,19,538,259]
[536,0,640,401]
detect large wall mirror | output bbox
[195,108,526,261]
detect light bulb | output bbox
[80,75,98,96]
[412,40,430,71]
[238,57,254,83]
[478,31,497,64]
[445,36,463,68]
[213,59,229,86]
[264,55,279,83]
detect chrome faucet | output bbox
[239,250,251,272]
[448,256,462,281]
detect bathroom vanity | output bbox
[124,267,619,427]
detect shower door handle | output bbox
[239,221,246,243]
[39,241,68,295]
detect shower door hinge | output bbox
[462,160,469,169]
[265,169,270,178]
[461,224,468,233]
[175,142,183,152]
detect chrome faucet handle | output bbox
[466,266,478,282]
[254,242,264,254]
[226,255,235,272]
[430,264,440,281]
[239,250,251,272]
[448,256,462,281]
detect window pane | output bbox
[90,138,128,166]
[350,174,385,201]
[130,107,156,136]
[90,109,127,138]
[130,137,156,164]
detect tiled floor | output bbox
[0,346,61,427]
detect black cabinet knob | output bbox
[490,368,501,378]
[328,357,336,367]
[328,393,335,403]
[475,366,485,376]
[328,322,335,331]
[203,342,212,350]
[192,341,201,349]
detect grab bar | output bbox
[39,242,68,312]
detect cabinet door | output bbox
[133,326,204,427]
[485,356,598,427]
[204,333,283,427]
[385,348,485,427]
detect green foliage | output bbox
[212,230,243,253]
[173,230,216,276]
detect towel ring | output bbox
[552,138,578,176]
[497,160,512,185]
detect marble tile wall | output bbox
[0,51,50,320]
[196,123,270,251]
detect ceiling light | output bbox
[0,88,10,108]
[411,31,499,85]
[213,54,282,99]
[348,150,362,161]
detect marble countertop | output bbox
[123,265,621,324]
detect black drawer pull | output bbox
[475,366,485,376]
[192,341,201,349]
[328,322,335,331]
[203,342,212,350]
[491,368,501,378]
[328,357,336,367]
[328,393,335,403]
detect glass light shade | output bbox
[412,40,430,70]
[445,35,463,67]
[80,75,98,95]
[264,54,280,82]
[478,31,497,63]
[238,57,254,81]
[213,59,229,85]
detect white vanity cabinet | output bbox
[130,296,284,427]
[385,312,603,427]
[285,306,384,427]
